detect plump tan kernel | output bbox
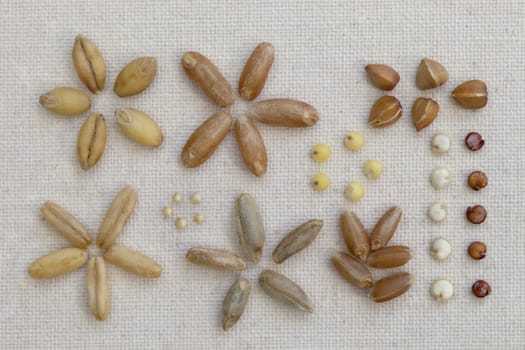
[175,217,187,229]
[238,42,274,100]
[272,219,323,264]
[193,213,205,224]
[431,279,454,301]
[365,64,400,91]
[236,193,265,263]
[412,97,440,131]
[311,144,331,163]
[97,186,137,250]
[370,206,402,251]
[431,133,451,153]
[115,108,163,147]
[452,80,488,109]
[416,58,448,90]
[234,116,268,177]
[332,252,373,288]
[428,202,447,222]
[430,238,452,260]
[366,246,413,269]
[363,160,383,180]
[468,170,488,191]
[181,111,233,168]
[41,201,92,249]
[468,241,487,260]
[345,181,364,201]
[113,57,157,97]
[312,173,330,191]
[162,207,173,218]
[368,96,403,128]
[182,51,234,107]
[259,270,313,313]
[87,256,110,320]
[39,87,91,116]
[246,99,319,127]
[77,113,106,170]
[72,35,106,93]
[104,245,162,278]
[186,247,247,270]
[431,166,452,189]
[344,131,364,151]
[28,248,88,279]
[222,277,251,331]
[368,272,415,303]
[466,205,487,224]
[340,210,370,261]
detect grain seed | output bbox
[186,247,247,270]
[368,272,415,303]
[368,96,403,128]
[115,108,163,147]
[28,247,88,279]
[340,210,370,261]
[259,270,313,313]
[370,206,402,251]
[97,186,137,250]
[39,87,91,116]
[412,97,440,131]
[236,193,265,263]
[415,58,448,90]
[366,246,413,269]
[181,51,234,108]
[87,256,110,320]
[365,64,400,91]
[113,57,157,97]
[431,279,454,301]
[77,113,107,170]
[104,245,162,278]
[234,116,268,177]
[272,219,323,264]
[238,42,275,100]
[246,99,319,127]
[332,252,373,289]
[181,111,233,168]
[72,35,106,93]
[452,80,488,109]
[222,277,251,331]
[41,201,92,248]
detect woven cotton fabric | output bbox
[0,0,523,349]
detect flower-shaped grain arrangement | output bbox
[181,43,319,176]
[39,35,163,170]
[28,186,162,320]
[186,193,323,330]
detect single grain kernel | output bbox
[246,99,319,127]
[104,245,162,278]
[258,269,314,313]
[345,182,364,201]
[39,87,91,116]
[113,57,157,97]
[412,97,440,131]
[332,252,373,288]
[431,133,451,154]
[466,205,487,224]
[115,108,163,147]
[368,96,403,128]
[236,193,265,263]
[465,132,485,151]
[175,217,187,229]
[344,131,364,151]
[431,166,452,189]
[193,213,205,224]
[234,116,268,177]
[428,202,447,222]
[363,160,383,180]
[415,58,448,90]
[370,206,402,251]
[77,113,107,170]
[41,201,92,249]
[163,207,173,218]
[312,173,330,191]
[472,280,491,298]
[452,80,488,109]
[340,210,370,261]
[468,241,487,260]
[72,35,106,93]
[431,279,454,301]
[430,238,452,260]
[311,144,331,163]
[365,64,400,91]
[191,192,202,204]
[222,277,252,331]
[172,193,182,203]
[366,246,413,269]
[87,256,110,320]
[272,219,323,264]
[238,42,275,100]
[28,248,88,279]
[186,247,247,270]
[368,272,415,303]
[468,171,488,191]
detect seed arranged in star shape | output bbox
[28,186,162,321]
[180,43,320,177]
[39,35,163,171]
[186,193,323,330]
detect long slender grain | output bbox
[41,201,92,248]
[340,210,370,261]
[366,246,413,269]
[272,219,323,264]
[186,247,247,270]
[236,193,265,263]
[222,277,251,331]
[259,270,313,313]
[370,206,402,251]
[332,252,373,288]
[368,272,415,303]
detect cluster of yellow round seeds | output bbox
[163,192,205,230]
